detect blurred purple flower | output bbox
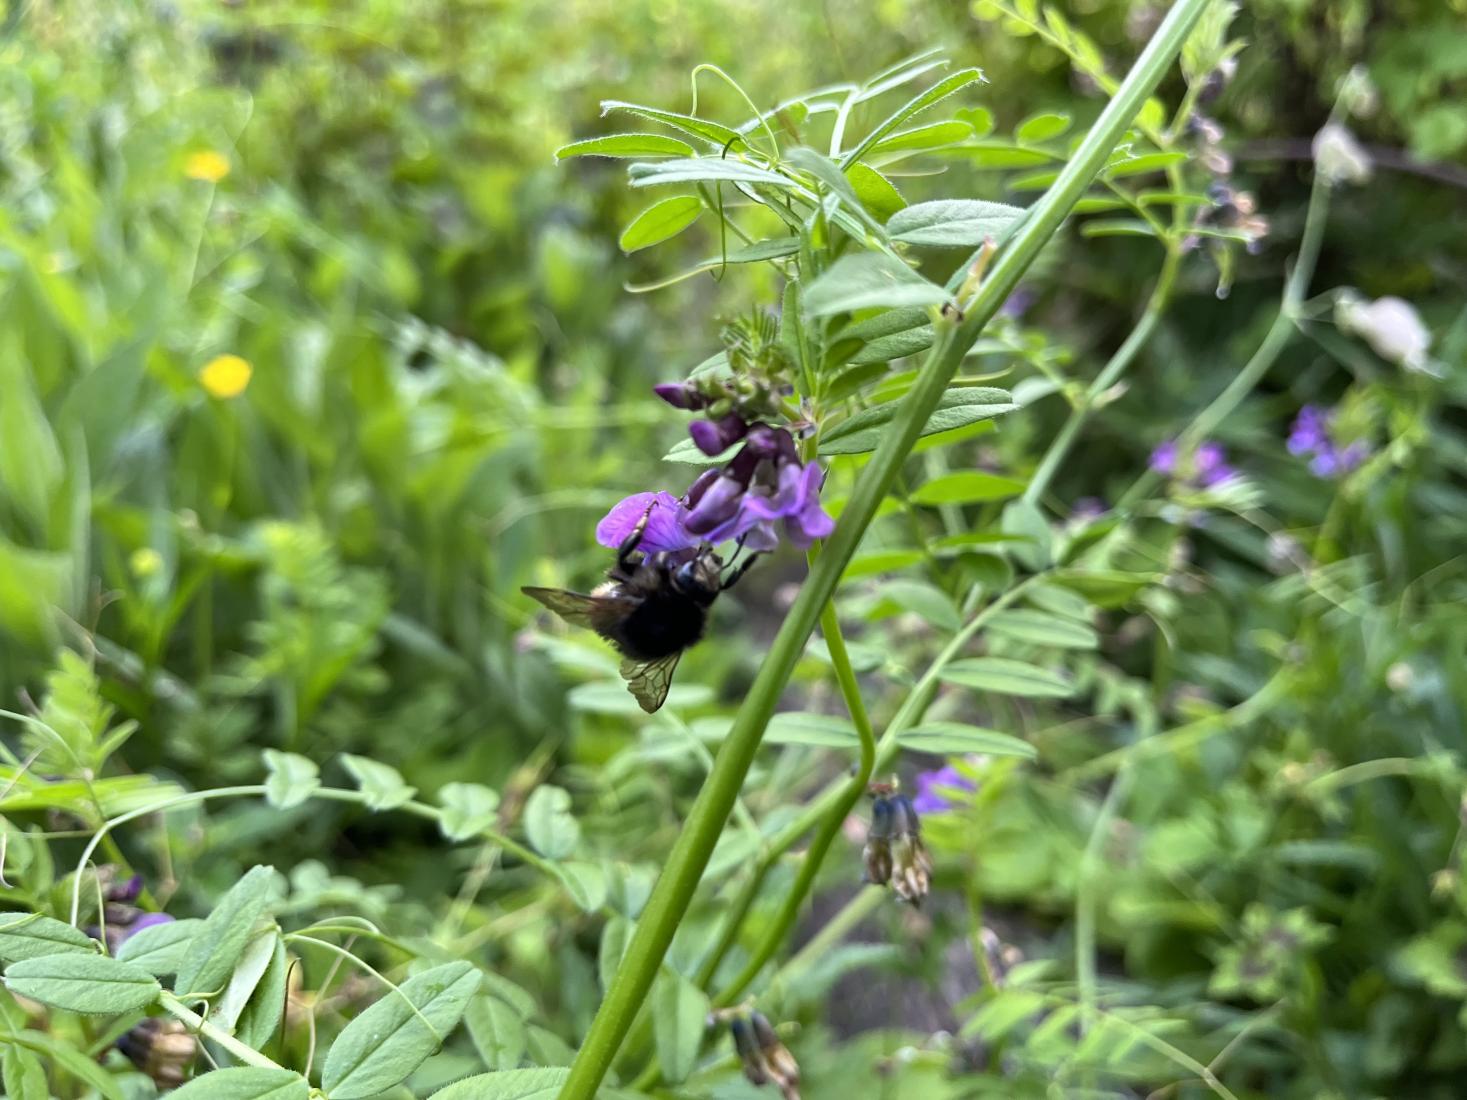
[1151,439,1238,488]
[912,763,978,815]
[1071,497,1108,523]
[1287,406,1369,479]
[1149,440,1178,475]
[999,287,1036,319]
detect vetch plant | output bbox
[542,2,1217,1096]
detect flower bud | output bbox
[653,381,709,411]
[117,1018,197,1088]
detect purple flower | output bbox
[1149,440,1178,475]
[595,491,700,554]
[1071,497,1108,523]
[1287,405,1370,479]
[689,413,748,456]
[1193,442,1238,487]
[653,381,711,411]
[1151,438,1238,488]
[595,426,835,555]
[1287,406,1329,456]
[912,764,978,815]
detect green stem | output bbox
[773,884,885,988]
[1116,170,1333,510]
[158,991,284,1071]
[711,597,877,1006]
[557,6,1211,1095]
[1023,245,1183,507]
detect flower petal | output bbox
[595,492,700,553]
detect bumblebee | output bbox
[523,507,756,712]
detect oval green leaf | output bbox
[888,199,1025,247]
[174,865,278,1000]
[524,785,579,860]
[556,133,695,159]
[898,721,1037,758]
[1016,112,1072,143]
[819,387,1016,455]
[618,196,703,254]
[168,1067,308,1100]
[912,471,1027,505]
[0,913,98,964]
[116,918,203,976]
[322,961,481,1098]
[3,953,159,1015]
[939,657,1074,698]
[988,609,1099,649]
[431,1068,570,1100]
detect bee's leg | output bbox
[720,552,762,591]
[616,501,657,574]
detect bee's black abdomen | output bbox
[610,589,708,661]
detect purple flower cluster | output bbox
[912,763,978,814]
[1149,439,1239,488]
[1288,405,1369,478]
[597,384,835,554]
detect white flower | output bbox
[1312,123,1371,185]
[1337,294,1436,374]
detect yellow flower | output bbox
[199,354,252,398]
[184,150,231,183]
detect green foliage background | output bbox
[2,1,1467,1098]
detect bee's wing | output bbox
[522,586,636,631]
[620,652,681,714]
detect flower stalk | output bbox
[558,4,1214,1096]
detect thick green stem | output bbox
[711,599,877,1006]
[557,7,1210,1096]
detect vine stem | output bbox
[557,4,1212,1096]
[158,991,284,1071]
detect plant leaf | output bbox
[3,953,159,1015]
[653,969,709,1084]
[174,865,277,998]
[234,933,289,1050]
[0,913,98,964]
[842,68,985,166]
[600,101,742,148]
[898,722,1037,757]
[556,133,695,159]
[912,471,1027,504]
[116,918,202,976]
[888,199,1025,247]
[819,387,1016,455]
[804,254,949,316]
[940,657,1074,698]
[523,785,580,859]
[438,782,502,841]
[322,961,481,1098]
[466,994,527,1071]
[341,754,416,811]
[988,609,1099,649]
[430,1068,570,1100]
[262,749,319,809]
[167,1067,309,1100]
[618,196,703,253]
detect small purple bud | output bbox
[653,381,707,410]
[689,413,747,456]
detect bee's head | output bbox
[671,549,723,605]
